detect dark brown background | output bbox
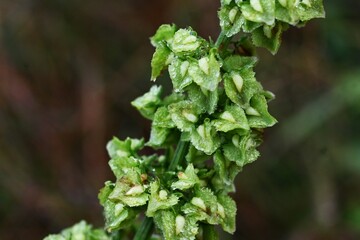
[1,1,360,239]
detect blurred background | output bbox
[0,0,359,239]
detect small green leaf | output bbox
[153,106,176,128]
[154,210,176,239]
[223,133,262,167]
[151,43,172,81]
[218,5,245,37]
[188,50,221,91]
[212,151,241,193]
[247,94,277,128]
[218,195,237,233]
[107,137,144,159]
[146,181,179,217]
[212,104,250,133]
[103,200,138,232]
[168,100,200,132]
[296,0,325,22]
[131,85,163,120]
[241,0,276,25]
[223,55,258,72]
[275,1,300,25]
[98,181,115,206]
[251,22,288,54]
[170,28,201,54]
[154,210,199,240]
[190,119,221,155]
[171,164,201,190]
[187,84,218,114]
[181,188,221,225]
[168,58,193,92]
[224,69,262,108]
[151,24,177,47]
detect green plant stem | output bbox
[168,140,190,171]
[215,30,226,48]
[202,224,219,240]
[133,217,154,240]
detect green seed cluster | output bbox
[44,1,324,239]
[219,0,325,53]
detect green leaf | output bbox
[190,119,221,155]
[146,181,179,217]
[224,69,262,108]
[187,84,218,114]
[171,164,201,190]
[212,151,241,193]
[148,126,172,147]
[131,85,163,120]
[181,188,222,225]
[247,94,277,128]
[168,58,193,92]
[108,156,141,179]
[154,210,176,239]
[107,137,144,159]
[103,200,138,232]
[218,5,245,37]
[251,22,287,54]
[217,195,237,233]
[151,43,173,81]
[151,24,177,47]
[223,133,262,167]
[168,100,201,132]
[153,210,199,240]
[275,0,325,25]
[275,1,300,25]
[188,50,221,91]
[98,181,115,206]
[240,0,276,25]
[212,104,250,133]
[296,0,325,22]
[147,106,176,147]
[108,168,149,207]
[170,28,201,54]
[153,106,176,128]
[223,55,258,72]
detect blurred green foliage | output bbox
[0,0,359,239]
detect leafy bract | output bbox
[131,85,162,120]
[190,119,221,155]
[147,181,179,217]
[188,50,221,91]
[171,164,201,190]
[151,24,177,47]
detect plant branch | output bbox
[215,30,226,48]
